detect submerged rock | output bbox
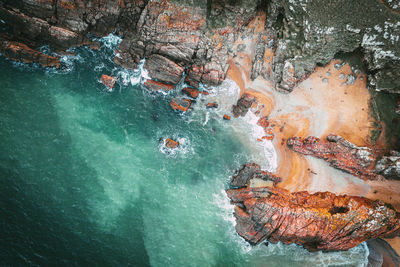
[227,186,400,251]
[170,98,191,112]
[223,114,231,120]
[287,135,380,180]
[100,74,116,90]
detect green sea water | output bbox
[0,35,369,266]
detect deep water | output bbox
[0,36,369,266]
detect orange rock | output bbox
[257,138,263,142]
[227,186,400,251]
[165,138,179,148]
[257,116,269,128]
[0,37,60,68]
[100,74,116,90]
[182,87,199,98]
[287,135,380,180]
[262,135,274,140]
[206,102,218,108]
[144,79,175,91]
[200,91,210,95]
[171,98,191,112]
[223,114,231,120]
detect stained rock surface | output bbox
[170,98,191,112]
[0,36,60,68]
[287,135,381,180]
[227,186,400,251]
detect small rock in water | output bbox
[171,98,191,112]
[165,138,179,149]
[223,114,231,120]
[182,87,199,99]
[100,74,116,90]
[206,102,218,109]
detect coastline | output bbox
[224,11,400,259]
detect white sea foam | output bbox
[95,33,122,51]
[117,59,150,87]
[158,136,193,158]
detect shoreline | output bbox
[225,12,400,258]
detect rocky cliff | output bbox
[1,0,399,94]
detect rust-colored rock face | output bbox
[0,37,60,68]
[227,186,400,251]
[182,87,199,99]
[287,135,380,180]
[144,79,175,91]
[170,98,191,112]
[100,74,116,90]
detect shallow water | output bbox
[0,35,369,266]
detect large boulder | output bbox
[227,186,400,251]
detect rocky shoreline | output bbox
[1,0,400,264]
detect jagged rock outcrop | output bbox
[375,151,400,179]
[287,135,382,180]
[1,0,399,94]
[227,186,400,251]
[0,35,60,68]
[232,93,257,117]
[264,0,400,93]
[231,163,281,188]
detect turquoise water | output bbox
[0,36,369,266]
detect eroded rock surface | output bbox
[375,151,400,179]
[227,186,400,251]
[0,36,60,68]
[232,93,257,118]
[231,163,281,188]
[287,135,381,180]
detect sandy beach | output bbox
[226,12,400,256]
